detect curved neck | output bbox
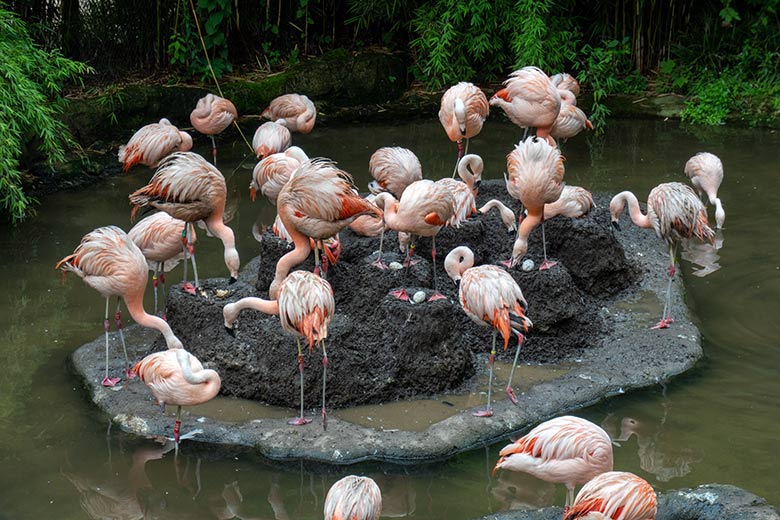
[206,214,235,248]
[232,296,279,316]
[615,191,652,229]
[124,294,183,349]
[375,193,400,230]
[175,350,221,399]
[454,98,467,131]
[271,226,311,297]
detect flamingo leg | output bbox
[114,298,131,379]
[653,245,677,329]
[505,333,524,405]
[321,339,328,431]
[210,135,218,166]
[474,330,496,417]
[159,262,167,320]
[538,216,557,270]
[102,298,120,387]
[188,223,200,290]
[152,264,160,315]
[391,237,416,301]
[289,339,311,426]
[565,486,575,510]
[371,228,388,269]
[313,245,322,277]
[174,404,182,455]
[428,235,446,301]
[181,225,196,295]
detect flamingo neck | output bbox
[377,195,401,231]
[232,297,279,317]
[454,98,467,132]
[270,227,311,298]
[175,350,221,399]
[206,215,240,279]
[124,294,183,349]
[518,210,542,241]
[615,191,652,229]
[714,198,725,229]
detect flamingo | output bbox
[551,104,594,141]
[249,146,309,203]
[550,72,581,97]
[223,270,334,428]
[324,475,382,520]
[271,158,382,298]
[129,152,240,293]
[252,121,292,160]
[444,246,532,414]
[435,153,484,227]
[118,118,192,171]
[490,66,561,145]
[563,471,657,520]
[479,199,518,233]
[348,194,385,237]
[493,415,614,510]
[438,82,489,173]
[610,182,715,329]
[374,179,455,301]
[131,348,221,449]
[684,152,725,229]
[128,211,197,316]
[543,185,595,220]
[56,226,184,386]
[190,93,238,166]
[506,137,565,270]
[261,93,317,134]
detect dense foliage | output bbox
[0,5,90,222]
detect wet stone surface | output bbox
[72,181,703,463]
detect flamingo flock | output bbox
[56,66,728,518]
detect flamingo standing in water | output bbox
[118,118,192,171]
[129,152,240,293]
[610,182,715,329]
[564,471,657,520]
[271,158,382,298]
[324,475,382,520]
[684,152,725,229]
[506,137,565,270]
[493,415,614,510]
[56,226,184,386]
[223,270,334,428]
[261,93,317,134]
[132,348,221,449]
[249,146,309,203]
[190,94,238,166]
[128,212,196,315]
[253,121,292,159]
[438,82,489,174]
[435,153,484,227]
[374,179,455,301]
[490,66,561,145]
[444,246,532,414]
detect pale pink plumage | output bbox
[368,146,423,199]
[324,475,382,520]
[128,211,195,272]
[684,152,725,229]
[479,199,518,232]
[118,118,192,171]
[563,471,657,520]
[550,72,581,97]
[435,153,483,227]
[378,179,454,239]
[249,146,309,203]
[261,93,317,134]
[490,66,561,144]
[543,185,594,220]
[132,348,220,408]
[439,82,489,143]
[252,121,292,159]
[190,94,237,136]
[349,194,385,237]
[551,104,594,139]
[493,415,614,508]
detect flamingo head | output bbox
[510,236,528,268]
[223,302,239,330]
[224,246,240,282]
[444,246,474,283]
[178,131,193,152]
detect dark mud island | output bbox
[72,181,702,463]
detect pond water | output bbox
[0,118,778,519]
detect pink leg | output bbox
[321,346,328,431]
[474,332,497,418]
[428,236,446,301]
[102,298,120,387]
[538,217,557,270]
[289,343,312,426]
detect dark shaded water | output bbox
[0,119,777,519]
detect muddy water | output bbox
[0,119,777,519]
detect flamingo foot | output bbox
[539,259,558,270]
[506,386,519,405]
[473,409,493,418]
[182,282,197,295]
[427,292,447,302]
[500,259,513,268]
[102,376,121,387]
[322,407,327,431]
[371,257,388,270]
[390,288,409,301]
[403,257,421,268]
[651,318,671,330]
[287,417,312,426]
[125,368,137,380]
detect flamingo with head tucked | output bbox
[610,182,715,329]
[684,152,725,229]
[543,185,594,220]
[190,94,238,166]
[253,121,292,160]
[118,118,192,171]
[445,246,532,414]
[129,152,240,293]
[249,146,309,203]
[324,475,382,520]
[56,226,184,387]
[262,93,317,134]
[550,72,581,97]
[223,270,334,428]
[435,153,484,227]
[439,82,489,173]
[563,471,657,520]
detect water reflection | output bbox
[681,230,724,277]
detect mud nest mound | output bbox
[162,181,637,410]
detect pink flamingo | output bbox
[324,475,382,520]
[118,118,192,171]
[374,179,455,301]
[250,146,309,203]
[490,66,561,145]
[563,471,657,520]
[129,152,240,293]
[506,137,565,270]
[493,415,614,510]
[543,185,594,220]
[190,93,238,166]
[128,211,197,315]
[684,152,725,229]
[261,93,317,134]
[223,270,334,428]
[132,348,221,449]
[610,182,715,328]
[444,246,532,414]
[271,158,383,298]
[479,199,518,232]
[252,121,292,160]
[349,194,385,237]
[438,82,489,172]
[56,226,184,386]
[551,104,594,141]
[435,153,484,227]
[550,72,581,97]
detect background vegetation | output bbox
[2,0,779,221]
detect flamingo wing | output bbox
[648,182,714,245]
[564,471,657,520]
[506,138,565,209]
[277,271,335,350]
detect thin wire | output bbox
[186,0,255,155]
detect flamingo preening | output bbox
[684,152,725,229]
[118,118,192,171]
[563,471,657,520]
[252,121,292,160]
[190,93,238,166]
[261,93,317,134]
[438,82,489,174]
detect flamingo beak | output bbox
[249,187,257,202]
[611,221,621,231]
[229,276,237,284]
[491,457,505,477]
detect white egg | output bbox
[412,291,427,304]
[521,259,535,272]
[389,261,404,270]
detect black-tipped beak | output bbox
[611,221,621,231]
[473,179,482,190]
[229,276,237,284]
[225,326,235,337]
